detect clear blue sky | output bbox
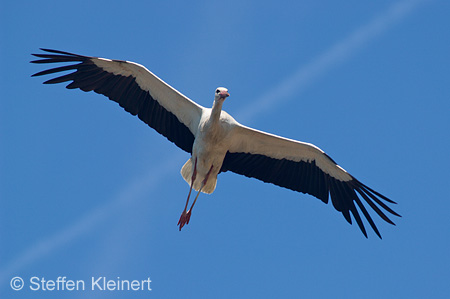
[1,0,450,298]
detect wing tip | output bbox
[329,173,400,239]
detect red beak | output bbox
[219,91,230,99]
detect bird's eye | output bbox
[216,89,220,94]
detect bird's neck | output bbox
[210,99,224,123]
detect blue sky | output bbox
[1,0,450,298]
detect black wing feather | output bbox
[31,49,195,153]
[220,152,400,238]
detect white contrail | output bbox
[0,155,183,287]
[0,0,426,289]
[237,0,427,121]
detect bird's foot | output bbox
[177,210,192,231]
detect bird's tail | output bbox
[181,159,216,194]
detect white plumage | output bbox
[31,49,400,238]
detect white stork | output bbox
[31,49,400,238]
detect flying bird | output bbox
[31,49,400,238]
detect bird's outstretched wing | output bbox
[31,48,204,153]
[221,124,400,238]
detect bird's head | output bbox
[215,87,230,101]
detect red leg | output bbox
[178,158,197,231]
[185,165,214,224]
